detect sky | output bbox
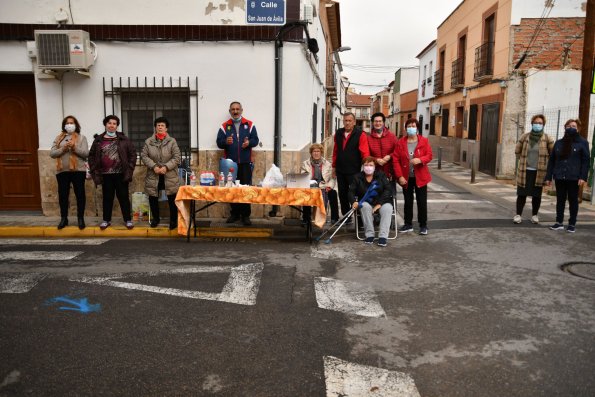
[338,0,463,95]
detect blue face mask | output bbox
[105,131,116,137]
[231,116,242,122]
[531,124,543,133]
[406,127,417,136]
[565,127,577,135]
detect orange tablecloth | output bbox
[175,185,327,235]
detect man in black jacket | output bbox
[332,112,370,219]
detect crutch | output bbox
[315,208,356,244]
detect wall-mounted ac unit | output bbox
[301,0,315,23]
[431,103,442,115]
[34,30,94,70]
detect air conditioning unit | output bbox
[431,103,442,115]
[34,30,94,70]
[302,1,314,23]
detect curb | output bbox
[0,226,273,239]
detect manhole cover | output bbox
[560,262,595,281]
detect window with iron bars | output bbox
[103,77,198,159]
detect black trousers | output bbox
[516,195,542,216]
[555,179,580,225]
[56,171,86,218]
[230,162,252,218]
[337,172,358,216]
[149,194,178,224]
[402,177,428,228]
[102,173,131,222]
[303,189,339,222]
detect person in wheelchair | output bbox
[301,143,339,225]
[348,156,393,247]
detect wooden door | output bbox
[0,74,41,210]
[479,102,500,176]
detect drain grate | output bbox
[560,262,595,281]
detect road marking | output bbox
[0,251,83,261]
[314,277,386,318]
[0,239,108,246]
[324,356,420,397]
[426,199,492,204]
[0,273,46,293]
[72,263,264,306]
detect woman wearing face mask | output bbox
[300,143,339,225]
[392,118,433,235]
[348,156,393,247]
[88,115,137,230]
[50,115,89,230]
[141,117,181,230]
[544,119,590,233]
[513,114,554,225]
[367,112,397,183]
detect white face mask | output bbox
[105,131,117,137]
[64,124,76,133]
[363,165,375,175]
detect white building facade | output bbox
[0,0,339,217]
[415,40,436,137]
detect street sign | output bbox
[246,0,286,25]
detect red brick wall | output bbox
[512,17,585,70]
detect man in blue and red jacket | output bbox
[216,101,259,225]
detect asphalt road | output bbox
[1,174,594,396]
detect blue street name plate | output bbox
[246,0,286,25]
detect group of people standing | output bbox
[514,115,590,232]
[51,115,181,230]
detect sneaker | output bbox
[99,221,110,230]
[513,215,522,224]
[566,225,575,233]
[549,223,564,231]
[377,238,387,247]
[364,237,374,244]
[419,227,428,235]
[530,215,539,224]
[126,221,134,230]
[399,224,413,233]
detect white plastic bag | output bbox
[262,164,285,187]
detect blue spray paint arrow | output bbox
[45,295,101,313]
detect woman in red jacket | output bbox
[392,118,433,235]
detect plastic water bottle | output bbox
[189,172,197,186]
[219,172,225,187]
[226,172,233,187]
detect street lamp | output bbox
[334,46,351,53]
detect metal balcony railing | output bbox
[474,41,494,81]
[433,70,444,95]
[451,57,465,88]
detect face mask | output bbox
[406,127,417,136]
[105,131,116,137]
[64,124,76,133]
[374,128,383,134]
[363,165,375,175]
[231,116,242,122]
[565,127,577,135]
[531,124,543,133]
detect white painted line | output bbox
[0,239,108,246]
[483,188,514,193]
[0,251,83,261]
[314,277,386,318]
[0,273,46,293]
[72,263,263,306]
[426,199,492,204]
[324,356,420,397]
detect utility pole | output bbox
[578,0,595,200]
[578,0,594,139]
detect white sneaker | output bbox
[513,215,522,224]
[531,215,539,224]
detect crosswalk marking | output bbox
[72,263,264,306]
[0,273,46,293]
[0,251,83,261]
[0,239,108,246]
[427,199,492,204]
[324,356,420,397]
[314,277,386,318]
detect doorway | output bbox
[479,103,500,175]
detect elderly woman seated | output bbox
[348,156,393,247]
[301,143,339,225]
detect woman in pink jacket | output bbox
[392,118,433,235]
